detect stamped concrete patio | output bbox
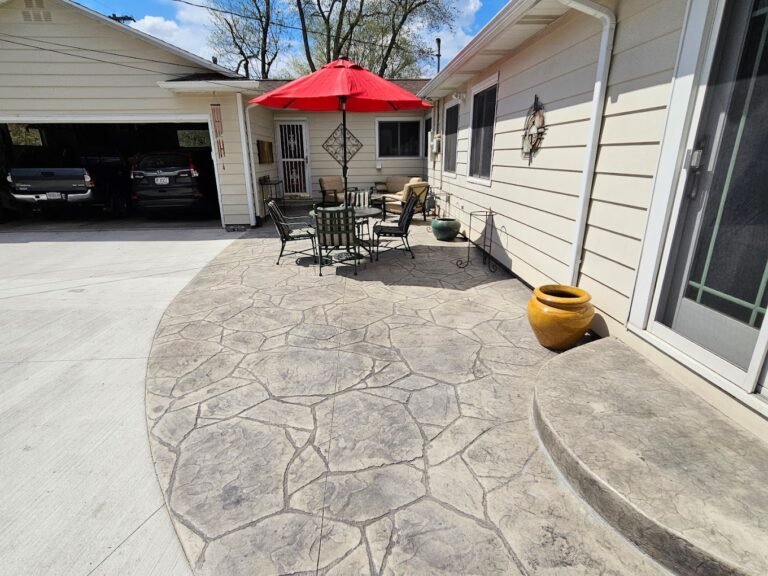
[144,223,668,575]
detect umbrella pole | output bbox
[341,96,348,204]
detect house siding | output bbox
[273,110,427,197]
[246,103,279,218]
[0,0,251,226]
[428,0,686,331]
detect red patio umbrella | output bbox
[250,58,432,198]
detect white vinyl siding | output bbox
[427,0,687,330]
[0,0,252,226]
[273,110,426,197]
[247,104,279,217]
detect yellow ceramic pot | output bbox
[527,285,594,351]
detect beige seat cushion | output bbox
[385,176,411,194]
[319,176,345,203]
[385,181,430,216]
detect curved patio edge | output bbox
[533,337,767,576]
[142,234,248,571]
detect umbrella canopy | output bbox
[250,59,433,112]
[250,59,432,201]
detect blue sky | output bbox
[77,0,509,75]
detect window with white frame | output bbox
[469,82,497,179]
[443,104,459,173]
[377,119,421,158]
[8,124,43,146]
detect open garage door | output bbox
[0,121,223,226]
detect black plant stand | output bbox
[457,210,498,273]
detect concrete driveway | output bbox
[0,222,235,575]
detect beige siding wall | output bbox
[273,110,427,200]
[0,0,251,226]
[246,104,279,218]
[428,0,686,331]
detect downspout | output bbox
[245,103,263,220]
[557,0,616,286]
[236,92,257,227]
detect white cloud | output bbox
[130,3,216,61]
[429,0,483,74]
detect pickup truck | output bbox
[5,154,130,216]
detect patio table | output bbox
[308,206,380,220]
[309,206,380,261]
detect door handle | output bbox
[687,148,705,200]
[689,148,704,170]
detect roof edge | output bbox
[61,0,242,78]
[418,0,539,98]
[158,80,265,93]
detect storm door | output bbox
[276,121,310,195]
[657,0,768,382]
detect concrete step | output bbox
[533,338,768,576]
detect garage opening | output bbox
[0,122,221,225]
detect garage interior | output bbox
[0,121,222,225]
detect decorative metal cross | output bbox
[322,124,363,166]
[522,95,546,165]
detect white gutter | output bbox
[244,104,263,220]
[558,0,616,286]
[236,92,257,226]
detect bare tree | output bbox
[208,0,285,78]
[294,0,452,77]
[206,0,453,78]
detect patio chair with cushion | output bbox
[266,200,316,265]
[374,194,418,261]
[374,175,420,196]
[314,205,364,275]
[382,179,430,221]
[319,176,358,206]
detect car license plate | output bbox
[155,176,170,185]
[46,192,62,200]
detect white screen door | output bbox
[656,0,768,384]
[277,121,310,196]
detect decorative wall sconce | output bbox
[522,94,546,165]
[452,91,466,102]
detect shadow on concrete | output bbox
[0,213,228,242]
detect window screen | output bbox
[378,120,421,157]
[469,85,497,179]
[443,104,459,173]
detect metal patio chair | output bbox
[319,175,358,206]
[266,200,316,265]
[349,188,372,244]
[373,194,418,261]
[314,205,363,275]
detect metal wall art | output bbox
[322,124,363,167]
[522,95,546,165]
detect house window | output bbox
[469,83,497,179]
[423,117,432,157]
[177,129,211,148]
[443,104,459,173]
[8,124,43,146]
[377,120,421,157]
